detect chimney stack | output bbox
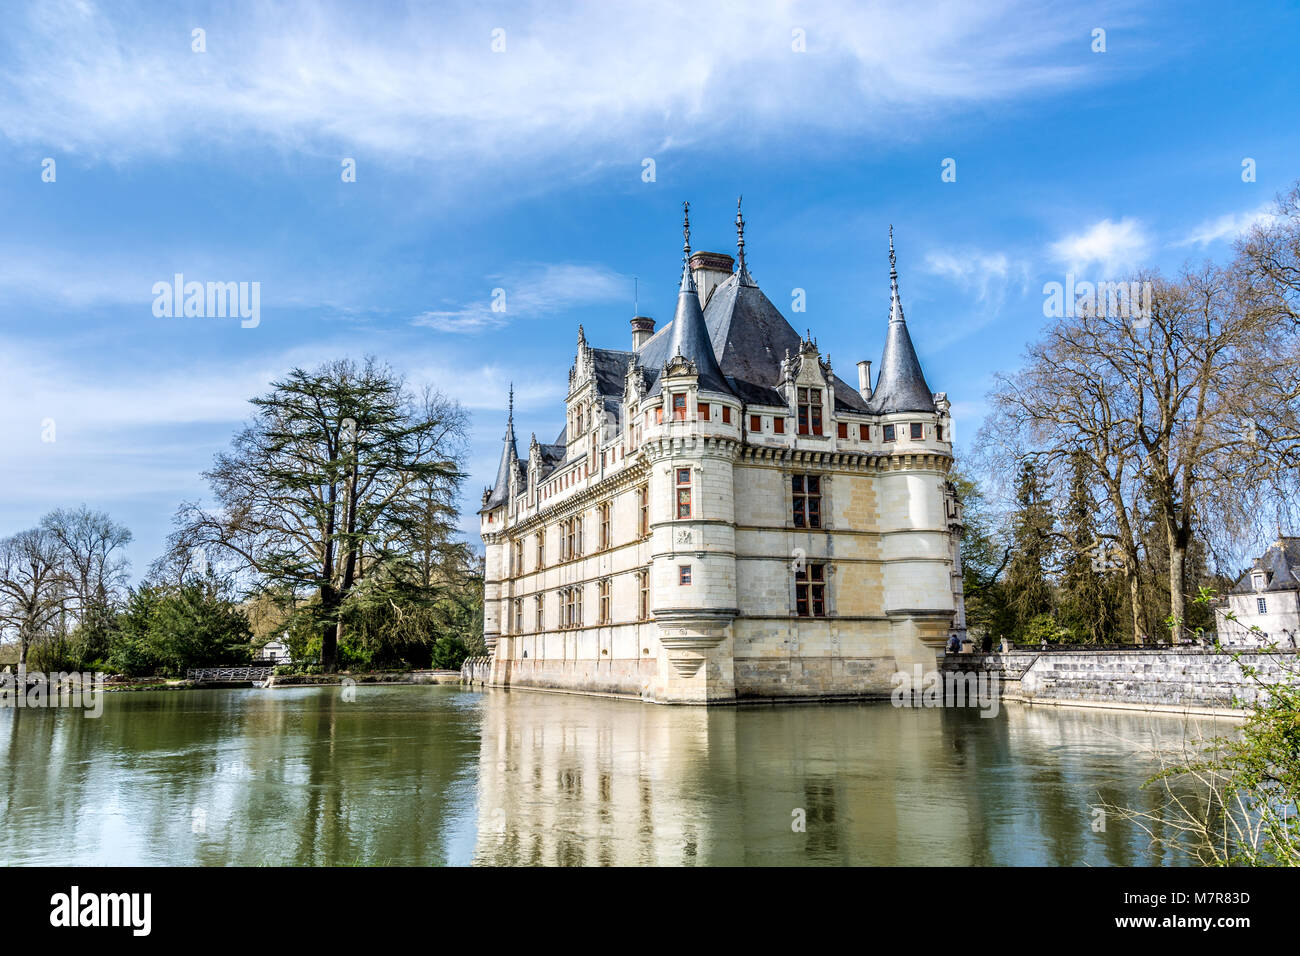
[689,251,735,310]
[857,360,873,399]
[631,315,655,350]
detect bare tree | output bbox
[984,263,1300,642]
[40,506,132,621]
[982,297,1150,641]
[0,528,72,668]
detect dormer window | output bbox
[1253,572,1266,591]
[797,388,823,435]
[672,394,687,421]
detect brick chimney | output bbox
[631,315,655,350]
[689,251,735,309]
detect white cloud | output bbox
[924,249,1029,305]
[1049,217,1152,277]
[1176,204,1278,247]
[412,263,627,333]
[0,0,1127,174]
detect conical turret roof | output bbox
[868,229,935,414]
[481,389,520,511]
[650,202,733,397]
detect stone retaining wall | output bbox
[941,647,1296,713]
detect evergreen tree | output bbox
[1004,461,1055,639]
[1057,451,1123,642]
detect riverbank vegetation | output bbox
[961,183,1300,646]
[1100,597,1300,865]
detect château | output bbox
[477,201,966,703]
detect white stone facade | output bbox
[479,217,965,704]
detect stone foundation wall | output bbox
[942,647,1297,713]
[733,655,901,699]
[489,657,658,698]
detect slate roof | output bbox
[646,264,733,397]
[482,415,520,511]
[867,236,935,414]
[637,270,869,412]
[482,223,938,511]
[1230,538,1300,594]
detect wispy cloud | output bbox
[924,249,1029,306]
[1049,217,1152,276]
[1175,203,1278,247]
[0,0,1126,174]
[411,263,627,333]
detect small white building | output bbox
[1214,537,1300,648]
[258,637,292,663]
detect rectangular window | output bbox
[796,563,826,617]
[697,402,710,422]
[837,422,848,439]
[910,422,923,440]
[639,485,650,537]
[513,598,522,634]
[599,502,612,550]
[638,570,650,621]
[679,565,692,586]
[883,424,896,442]
[722,406,731,424]
[676,468,692,518]
[672,393,687,421]
[574,515,583,557]
[536,531,545,569]
[598,579,611,624]
[1258,597,1268,615]
[655,407,664,425]
[513,539,524,574]
[860,425,868,442]
[797,388,823,435]
[774,417,785,434]
[750,414,762,432]
[535,594,544,631]
[791,474,822,529]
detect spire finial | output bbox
[682,200,691,265]
[735,195,747,274]
[888,225,905,324]
[507,383,514,422]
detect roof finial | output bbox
[507,383,514,423]
[888,225,905,325]
[735,195,747,274]
[682,200,691,265]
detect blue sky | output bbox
[2,0,1297,580]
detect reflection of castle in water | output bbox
[471,692,1207,866]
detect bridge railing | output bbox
[187,666,276,681]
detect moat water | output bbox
[0,685,1231,865]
